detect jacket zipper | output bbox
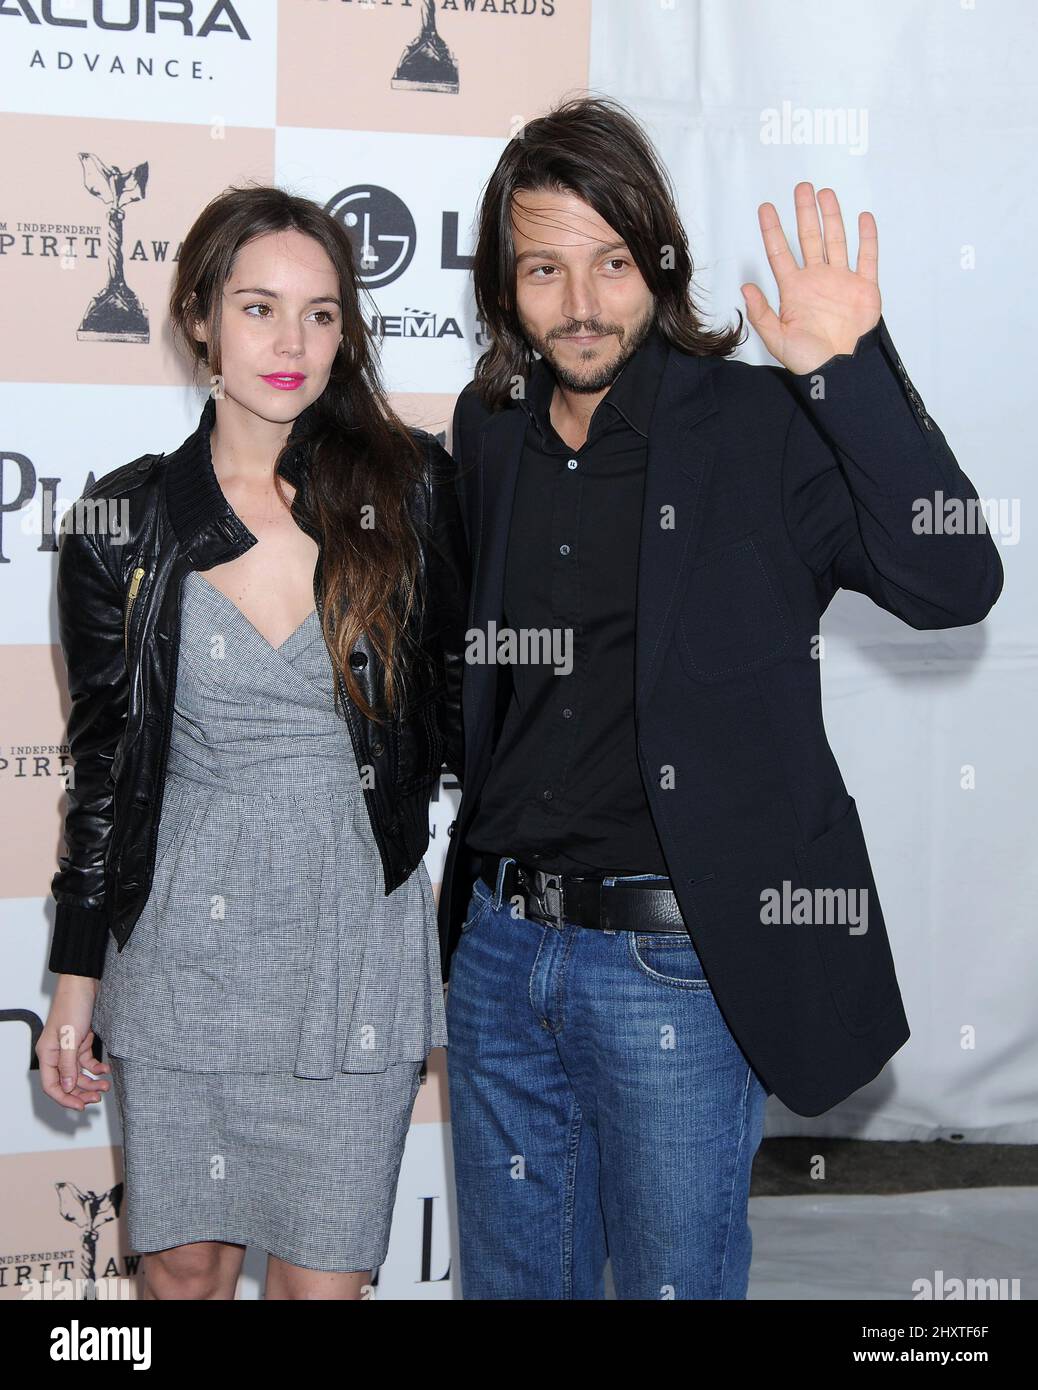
[124,566,145,654]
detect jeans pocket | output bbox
[628,931,711,989]
[460,876,493,935]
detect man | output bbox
[438,96,1002,1300]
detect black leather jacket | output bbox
[49,396,468,979]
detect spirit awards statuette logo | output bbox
[55,1180,124,1301]
[77,154,150,344]
[391,0,459,94]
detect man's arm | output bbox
[781,316,1004,627]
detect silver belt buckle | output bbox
[533,870,564,928]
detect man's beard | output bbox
[524,305,657,394]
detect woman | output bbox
[37,185,468,1299]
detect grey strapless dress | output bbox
[92,569,447,1271]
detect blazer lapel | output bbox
[463,406,527,784]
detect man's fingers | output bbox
[741,282,782,356]
[855,210,880,283]
[817,186,849,269]
[757,202,799,287]
[794,181,826,266]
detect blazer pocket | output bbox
[678,531,792,682]
[794,797,903,1035]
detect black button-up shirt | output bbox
[465,323,671,875]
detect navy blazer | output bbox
[438,316,1003,1116]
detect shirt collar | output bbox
[520,322,670,444]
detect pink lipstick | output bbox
[261,373,306,390]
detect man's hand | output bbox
[741,182,882,375]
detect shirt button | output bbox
[542,789,553,800]
[567,459,578,470]
[562,707,573,718]
[559,544,570,555]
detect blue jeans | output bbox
[445,863,768,1299]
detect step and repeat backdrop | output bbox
[1,0,591,1301]
[3,0,1033,1303]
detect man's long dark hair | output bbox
[170,183,426,723]
[471,94,746,411]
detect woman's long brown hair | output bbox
[471,93,746,411]
[170,182,426,723]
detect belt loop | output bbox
[494,856,515,911]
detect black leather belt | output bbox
[479,854,687,933]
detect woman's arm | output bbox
[48,496,130,979]
[38,497,125,1108]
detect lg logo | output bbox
[327,185,418,288]
[325,184,474,289]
